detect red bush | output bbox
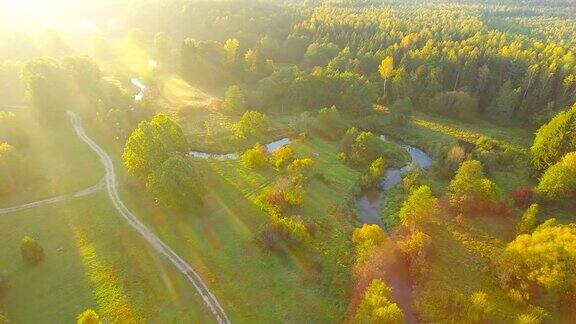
[512,187,533,207]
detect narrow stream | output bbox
[189,137,291,160]
[356,135,432,228]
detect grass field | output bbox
[0,110,103,207]
[0,192,213,323]
[95,131,362,322]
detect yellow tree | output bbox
[76,309,102,324]
[378,56,394,98]
[223,38,239,66]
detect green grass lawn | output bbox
[0,192,213,323]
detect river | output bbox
[355,134,432,324]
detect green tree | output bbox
[303,42,339,68]
[448,160,500,209]
[22,58,68,122]
[233,110,267,138]
[122,114,188,178]
[223,85,246,113]
[76,309,102,324]
[146,155,205,210]
[531,104,576,170]
[388,97,413,126]
[518,203,538,234]
[490,79,519,118]
[354,279,404,324]
[399,185,439,232]
[20,236,44,266]
[535,152,576,200]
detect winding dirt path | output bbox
[67,111,230,324]
[0,180,104,215]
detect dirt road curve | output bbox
[67,111,230,324]
[0,180,104,215]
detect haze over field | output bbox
[1,0,576,323]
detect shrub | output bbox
[76,309,102,324]
[257,215,311,251]
[354,279,404,323]
[512,187,533,207]
[259,177,305,212]
[352,224,385,264]
[20,236,44,265]
[271,146,294,169]
[397,229,432,278]
[361,157,386,189]
[315,106,348,137]
[517,203,538,234]
[448,160,500,212]
[241,144,269,169]
[287,158,315,180]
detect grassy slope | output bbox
[0,110,103,206]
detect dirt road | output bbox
[67,111,230,324]
[0,180,104,215]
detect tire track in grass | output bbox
[0,180,105,215]
[67,111,230,324]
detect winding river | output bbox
[189,134,430,323]
[356,135,432,228]
[189,137,291,160]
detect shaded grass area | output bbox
[0,110,103,206]
[0,193,212,323]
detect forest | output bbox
[1,0,576,323]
